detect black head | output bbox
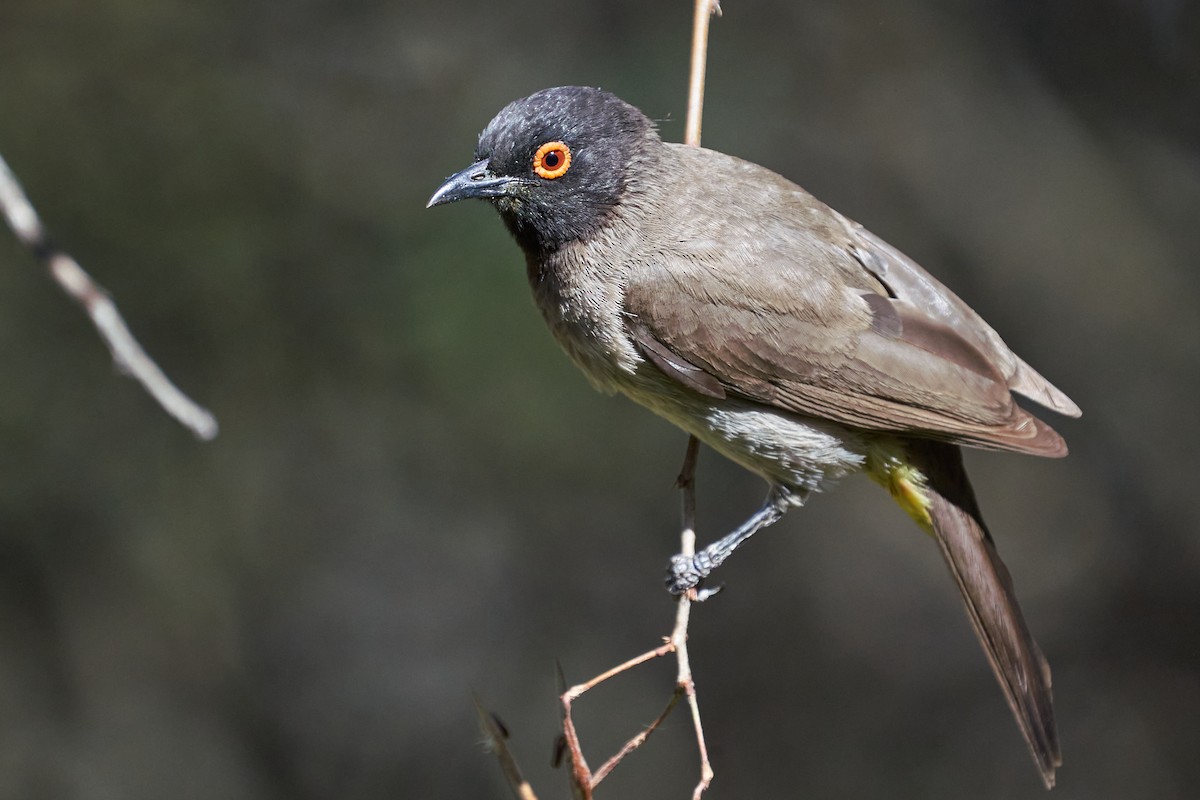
[428,87,659,254]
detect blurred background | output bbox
[1,0,1197,797]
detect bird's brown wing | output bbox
[623,153,1069,457]
[845,224,1081,418]
[626,273,1065,456]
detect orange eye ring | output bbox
[532,141,572,179]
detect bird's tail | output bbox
[869,439,1062,789]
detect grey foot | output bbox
[666,553,709,595]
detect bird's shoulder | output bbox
[633,143,883,295]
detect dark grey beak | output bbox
[427,159,520,208]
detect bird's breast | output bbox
[525,241,642,394]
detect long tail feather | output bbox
[899,441,1062,788]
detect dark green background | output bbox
[1,1,1197,797]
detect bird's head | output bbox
[428,86,658,254]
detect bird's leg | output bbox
[666,485,793,594]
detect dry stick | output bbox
[0,152,218,440]
[676,1,722,796]
[557,3,722,797]
[557,447,708,795]
[590,687,685,786]
[685,0,722,147]
[560,639,677,794]
[474,695,539,800]
[555,662,590,800]
[559,665,595,799]
[671,437,714,800]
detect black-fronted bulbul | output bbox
[428,86,1078,787]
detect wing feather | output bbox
[625,146,1073,456]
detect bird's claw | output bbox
[666,553,705,595]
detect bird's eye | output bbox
[532,141,572,179]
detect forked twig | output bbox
[555,438,712,797]
[556,0,722,792]
[559,641,676,798]
[0,152,218,440]
[483,2,723,797]
[590,687,685,786]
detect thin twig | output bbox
[555,2,723,796]
[473,695,539,800]
[0,151,218,440]
[565,642,676,701]
[685,0,722,147]
[559,641,676,795]
[540,3,727,796]
[557,662,593,800]
[591,686,685,785]
[672,436,714,799]
[677,1,722,796]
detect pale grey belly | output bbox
[620,377,870,498]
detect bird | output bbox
[428,86,1077,787]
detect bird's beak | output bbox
[427,159,520,208]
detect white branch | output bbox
[0,151,218,440]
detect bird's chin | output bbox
[493,195,523,214]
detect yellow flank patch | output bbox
[866,447,934,533]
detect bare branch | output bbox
[558,661,595,800]
[591,687,684,785]
[684,0,722,147]
[558,639,678,793]
[671,437,714,799]
[493,3,725,796]
[675,0,723,793]
[0,151,218,440]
